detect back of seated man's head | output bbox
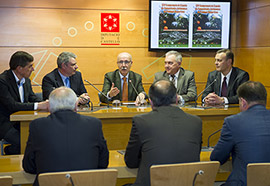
[149,80,177,107]
[237,81,267,106]
[49,86,78,113]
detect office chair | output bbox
[0,139,10,155]
[0,176,12,186]
[247,163,270,186]
[38,169,118,186]
[150,161,220,186]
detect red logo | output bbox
[101,13,120,32]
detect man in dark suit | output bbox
[23,87,109,186]
[211,81,270,186]
[202,49,249,105]
[154,50,197,103]
[125,80,202,186]
[42,51,90,104]
[0,51,48,155]
[100,52,146,105]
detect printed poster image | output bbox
[159,3,189,48]
[192,4,222,47]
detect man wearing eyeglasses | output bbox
[100,52,146,104]
[154,50,197,104]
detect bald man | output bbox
[100,52,146,105]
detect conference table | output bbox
[10,103,240,154]
[0,150,231,185]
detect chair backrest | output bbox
[38,169,118,186]
[150,161,220,186]
[0,176,12,186]
[247,163,270,186]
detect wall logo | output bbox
[101,13,120,45]
[101,13,120,32]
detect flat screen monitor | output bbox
[149,0,232,51]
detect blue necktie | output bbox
[65,77,70,88]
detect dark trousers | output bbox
[3,125,20,155]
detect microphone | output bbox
[129,80,148,106]
[192,170,204,186]
[195,79,217,107]
[207,128,222,148]
[65,173,75,186]
[84,79,110,108]
[129,80,139,96]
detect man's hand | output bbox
[108,83,120,98]
[204,92,224,105]
[37,100,49,111]
[78,93,90,105]
[135,92,146,106]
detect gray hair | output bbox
[57,52,77,68]
[49,87,78,113]
[165,51,182,63]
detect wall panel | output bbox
[0,0,237,106]
[236,0,270,107]
[0,0,149,10]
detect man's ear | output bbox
[240,97,249,110]
[149,98,154,109]
[175,94,179,104]
[74,100,79,112]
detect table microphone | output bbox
[207,128,222,148]
[129,80,148,105]
[84,79,110,108]
[65,173,75,186]
[192,170,204,186]
[129,80,139,96]
[195,79,217,107]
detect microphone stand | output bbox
[192,170,204,186]
[195,79,217,107]
[207,128,221,148]
[129,80,148,106]
[84,80,110,108]
[65,174,75,186]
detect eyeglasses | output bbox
[117,60,131,65]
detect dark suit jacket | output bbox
[201,67,249,104]
[42,68,87,100]
[23,110,109,186]
[154,68,197,102]
[0,69,40,139]
[125,106,202,186]
[100,69,145,103]
[210,104,270,186]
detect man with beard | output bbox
[42,51,90,105]
[100,52,146,105]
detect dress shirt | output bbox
[12,71,38,110]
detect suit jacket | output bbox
[42,68,87,100]
[154,68,197,102]
[125,106,202,186]
[0,69,40,139]
[23,110,109,186]
[100,69,145,103]
[201,67,249,104]
[210,104,270,186]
